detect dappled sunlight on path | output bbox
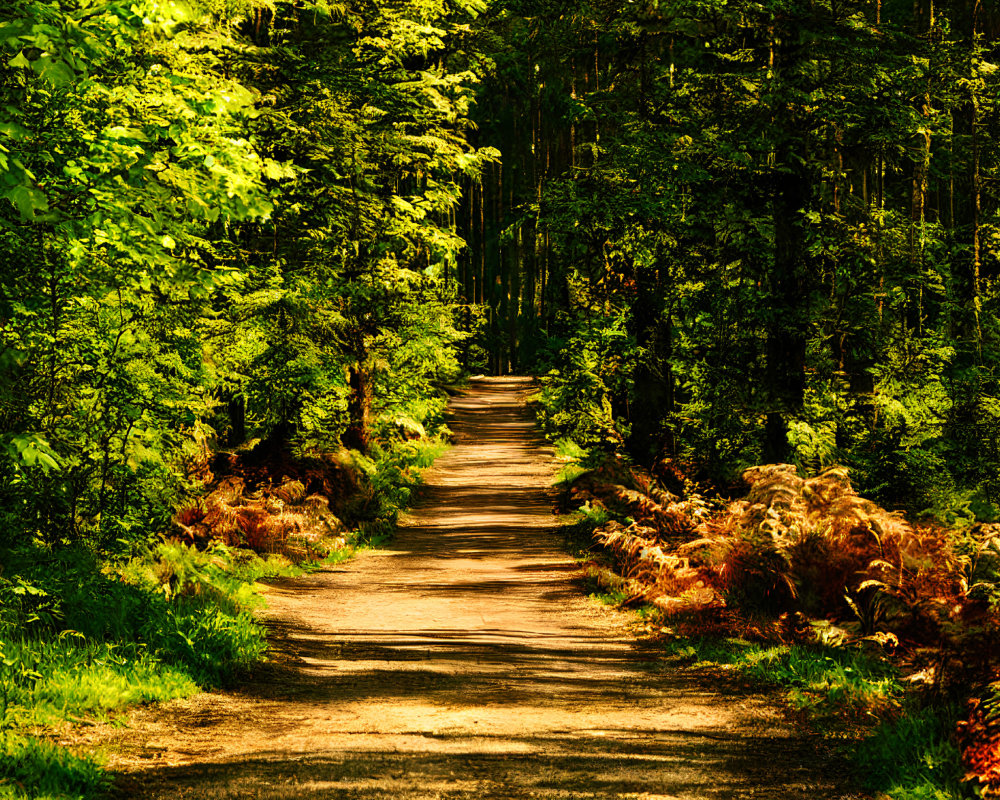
[107,377,860,799]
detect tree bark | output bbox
[343,363,372,453]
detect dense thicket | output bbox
[4,0,996,563]
[0,0,493,554]
[463,0,1000,520]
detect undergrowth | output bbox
[557,444,972,800]
[0,731,108,800]
[856,703,965,800]
[652,620,962,799]
[639,612,962,799]
[660,634,901,717]
[345,437,451,547]
[0,541,277,799]
[0,434,450,800]
[551,445,977,800]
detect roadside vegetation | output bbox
[552,437,998,800]
[0,430,451,800]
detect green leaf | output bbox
[0,121,30,140]
[7,51,30,69]
[6,434,61,473]
[262,159,295,180]
[4,184,49,221]
[106,126,150,141]
[32,55,74,87]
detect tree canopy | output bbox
[0,0,497,550]
[460,0,1000,523]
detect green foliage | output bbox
[0,537,283,799]
[663,636,902,716]
[955,527,1000,610]
[0,636,197,727]
[117,541,267,683]
[854,704,965,800]
[344,436,451,545]
[552,438,590,485]
[0,0,276,551]
[466,0,1000,526]
[535,313,634,450]
[664,633,962,799]
[0,731,107,800]
[0,0,487,550]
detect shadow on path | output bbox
[108,377,860,800]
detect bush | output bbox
[534,312,634,450]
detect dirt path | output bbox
[106,377,860,799]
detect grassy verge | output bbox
[0,435,450,800]
[658,635,901,717]
[0,542,276,800]
[855,703,965,800]
[0,732,108,800]
[654,630,963,799]
[344,437,451,547]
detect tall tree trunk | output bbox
[766,163,809,464]
[626,264,671,465]
[908,0,933,333]
[971,0,984,360]
[343,362,372,453]
[764,31,810,464]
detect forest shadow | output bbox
[249,621,722,709]
[112,726,843,800]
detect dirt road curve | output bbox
[109,377,859,799]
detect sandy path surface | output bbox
[107,377,860,799]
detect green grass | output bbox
[655,634,967,798]
[0,542,274,800]
[1,637,198,727]
[0,731,107,800]
[661,635,902,715]
[0,431,456,800]
[580,563,630,606]
[0,631,200,800]
[561,503,612,559]
[853,703,965,800]
[553,438,589,485]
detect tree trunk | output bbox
[343,363,372,452]
[228,395,246,446]
[765,169,808,464]
[626,265,672,465]
[764,34,810,465]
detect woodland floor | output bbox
[88,377,864,799]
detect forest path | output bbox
[106,377,858,799]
